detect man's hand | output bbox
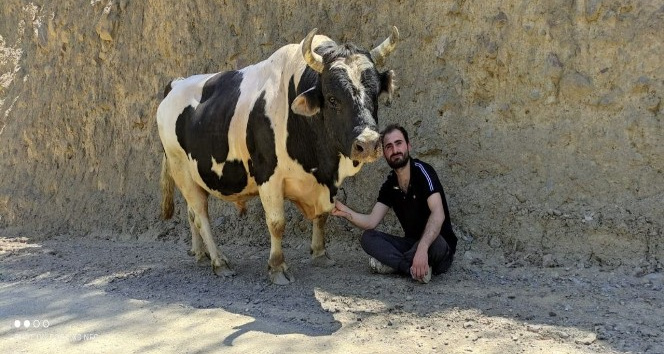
[410,246,430,280]
[331,200,388,231]
[331,200,351,220]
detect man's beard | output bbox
[387,151,410,169]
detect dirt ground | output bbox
[1,227,662,354]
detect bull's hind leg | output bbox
[186,206,209,266]
[259,185,293,285]
[173,172,235,277]
[310,214,335,267]
[188,198,235,277]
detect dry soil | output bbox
[1,229,662,353]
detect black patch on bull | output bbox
[246,91,277,184]
[175,71,248,195]
[286,68,340,200]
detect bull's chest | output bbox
[283,176,333,219]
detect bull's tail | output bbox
[160,154,175,219]
[160,77,185,219]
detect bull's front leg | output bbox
[310,214,335,267]
[260,186,294,285]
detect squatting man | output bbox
[331,124,457,283]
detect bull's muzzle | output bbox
[351,128,382,162]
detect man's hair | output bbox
[380,123,410,145]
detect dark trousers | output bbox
[360,229,454,276]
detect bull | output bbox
[157,27,399,284]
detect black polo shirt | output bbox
[377,158,457,254]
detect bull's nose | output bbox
[351,128,381,161]
[353,140,372,154]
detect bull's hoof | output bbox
[269,270,294,285]
[188,250,211,266]
[310,252,336,268]
[212,258,235,277]
[213,265,236,277]
[268,263,294,285]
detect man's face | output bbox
[382,130,410,169]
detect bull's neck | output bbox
[285,87,340,200]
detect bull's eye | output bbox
[327,96,338,108]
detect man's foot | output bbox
[369,257,396,274]
[411,266,432,284]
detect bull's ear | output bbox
[380,70,396,106]
[291,86,321,116]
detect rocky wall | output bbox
[1,0,662,267]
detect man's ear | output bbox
[291,86,321,116]
[380,70,396,106]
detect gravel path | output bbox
[1,233,662,353]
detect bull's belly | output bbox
[173,148,333,219]
[207,184,259,203]
[186,157,259,202]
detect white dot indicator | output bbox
[14,320,21,328]
[23,320,30,328]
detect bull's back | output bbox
[157,73,216,145]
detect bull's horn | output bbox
[303,28,324,73]
[370,26,399,67]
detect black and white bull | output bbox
[157,27,398,284]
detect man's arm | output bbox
[331,200,389,230]
[410,192,445,280]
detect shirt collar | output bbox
[389,158,418,190]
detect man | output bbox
[331,124,457,283]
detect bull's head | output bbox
[291,27,398,163]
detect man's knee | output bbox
[430,236,453,275]
[433,253,454,275]
[428,236,449,258]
